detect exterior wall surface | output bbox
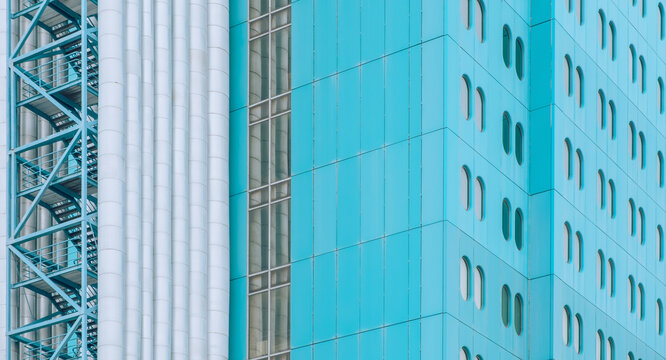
[229,0,666,359]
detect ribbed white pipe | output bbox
[152,0,173,358]
[207,1,230,359]
[140,0,155,357]
[189,0,209,357]
[124,0,143,357]
[98,0,127,357]
[171,0,190,357]
[97,1,230,359]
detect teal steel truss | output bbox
[6,0,97,359]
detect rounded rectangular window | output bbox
[515,123,524,165]
[460,257,470,300]
[502,285,511,327]
[503,26,512,68]
[503,112,512,154]
[475,177,485,221]
[515,38,524,80]
[461,76,471,120]
[475,0,485,42]
[474,266,484,309]
[461,166,471,210]
[514,294,523,335]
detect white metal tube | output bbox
[98,0,127,357]
[171,0,190,357]
[140,0,155,357]
[207,1,230,359]
[189,0,209,356]
[125,0,143,357]
[153,0,173,357]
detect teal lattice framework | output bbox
[6,1,97,359]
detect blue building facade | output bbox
[230,0,666,359]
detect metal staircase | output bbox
[7,1,98,359]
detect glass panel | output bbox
[515,124,523,165]
[515,38,524,80]
[564,57,571,96]
[249,292,269,357]
[474,88,484,131]
[271,7,291,28]
[250,273,269,293]
[461,167,470,210]
[474,178,484,221]
[272,0,291,10]
[502,200,510,240]
[460,258,469,300]
[271,93,291,115]
[250,17,270,38]
[503,26,511,67]
[474,267,483,309]
[250,0,270,19]
[503,113,511,154]
[249,207,269,274]
[562,307,570,346]
[462,0,470,29]
[270,200,290,268]
[573,315,581,353]
[271,114,291,182]
[270,286,290,353]
[250,102,270,124]
[250,35,270,105]
[270,181,290,201]
[514,295,523,335]
[502,286,510,327]
[250,188,269,208]
[271,28,291,97]
[249,122,270,188]
[271,266,291,287]
[475,0,484,41]
[461,76,470,120]
[564,223,571,263]
[515,210,523,250]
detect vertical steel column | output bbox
[6,0,98,359]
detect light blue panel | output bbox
[229,278,246,360]
[291,171,313,261]
[409,0,422,45]
[314,0,337,79]
[337,245,360,336]
[314,76,337,167]
[385,322,409,360]
[361,149,385,242]
[291,346,313,360]
[408,229,421,319]
[409,137,422,229]
[229,108,247,196]
[385,141,409,236]
[385,50,410,145]
[421,222,443,316]
[337,0,361,72]
[337,334,359,360]
[361,58,385,152]
[337,156,361,248]
[360,328,384,359]
[337,68,361,159]
[421,0,443,41]
[421,131,444,225]
[421,38,444,133]
[292,84,313,176]
[229,193,247,279]
[229,0,247,27]
[409,47,422,137]
[314,164,337,255]
[292,0,314,88]
[230,24,247,111]
[385,0,409,53]
[360,238,384,330]
[360,0,385,63]
[314,340,336,360]
[385,232,409,325]
[421,315,442,359]
[314,252,336,342]
[291,258,313,348]
[408,319,421,360]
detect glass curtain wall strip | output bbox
[247,0,291,359]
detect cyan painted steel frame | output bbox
[6,0,97,358]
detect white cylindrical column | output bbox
[207,1,230,359]
[98,0,127,357]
